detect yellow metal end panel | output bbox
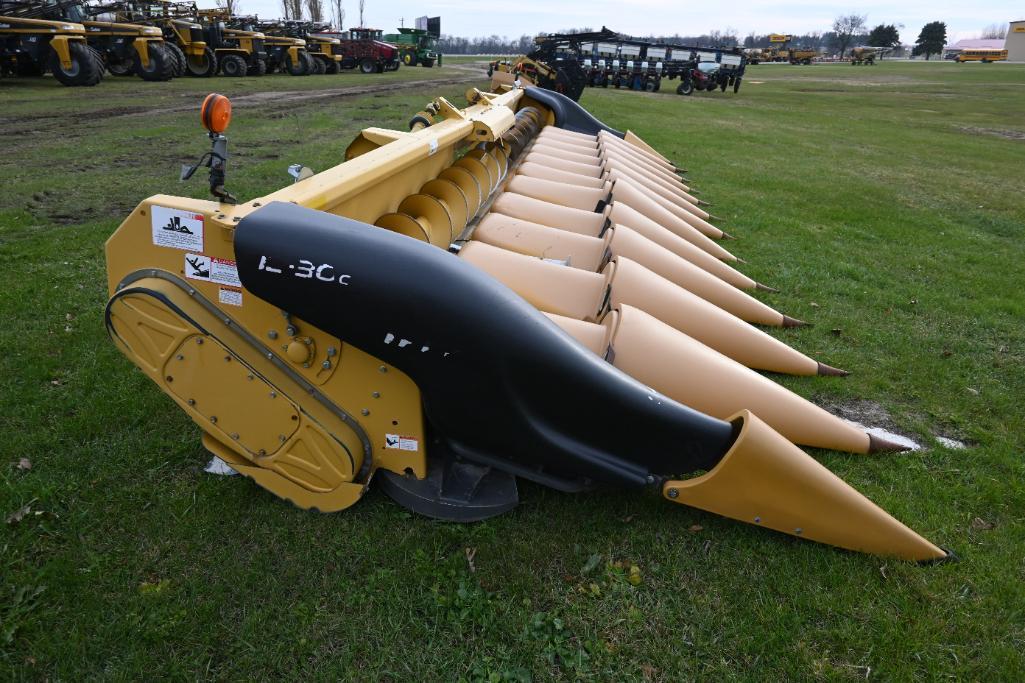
[662,411,946,561]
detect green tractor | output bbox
[383,26,440,67]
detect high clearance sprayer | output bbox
[104,86,952,562]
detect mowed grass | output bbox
[1,61,1024,680]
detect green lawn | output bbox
[2,61,1024,680]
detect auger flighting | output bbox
[103,86,950,562]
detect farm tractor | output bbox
[3,0,174,80]
[849,46,891,65]
[382,26,440,67]
[0,9,102,85]
[112,0,217,77]
[312,26,399,73]
[258,20,341,74]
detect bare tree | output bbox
[281,0,302,20]
[217,0,241,15]
[306,0,323,22]
[330,0,344,29]
[981,23,1007,39]
[358,0,365,27]
[832,13,868,57]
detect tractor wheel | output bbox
[601,76,609,88]
[376,62,385,73]
[403,51,417,66]
[135,44,175,81]
[247,58,268,76]
[186,47,217,77]
[87,46,106,76]
[164,42,187,77]
[720,79,728,92]
[645,79,656,92]
[420,58,434,68]
[313,57,326,74]
[219,54,248,77]
[299,51,315,75]
[284,52,306,76]
[733,76,742,93]
[48,41,102,86]
[359,57,375,74]
[676,80,693,96]
[323,59,339,74]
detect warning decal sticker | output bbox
[184,253,240,287]
[218,286,243,307]
[152,205,204,252]
[385,434,420,451]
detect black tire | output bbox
[284,52,306,76]
[87,46,106,76]
[733,76,742,93]
[359,57,375,74]
[313,56,327,74]
[164,42,187,77]
[186,46,217,77]
[676,79,693,96]
[219,54,248,77]
[420,58,434,68]
[48,41,102,86]
[719,79,728,92]
[402,51,416,66]
[645,80,656,92]
[135,43,174,81]
[323,59,339,74]
[376,62,385,73]
[247,58,267,76]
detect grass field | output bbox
[2,60,1024,680]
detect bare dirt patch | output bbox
[958,125,1025,141]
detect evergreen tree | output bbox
[914,21,946,60]
[868,24,901,48]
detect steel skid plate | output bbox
[376,445,520,522]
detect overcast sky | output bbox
[209,0,1023,44]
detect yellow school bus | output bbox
[956,49,1008,63]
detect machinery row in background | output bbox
[0,0,442,86]
[488,28,748,101]
[744,33,889,65]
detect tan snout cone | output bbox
[504,175,736,262]
[474,213,784,325]
[542,306,904,454]
[458,241,833,377]
[661,410,947,561]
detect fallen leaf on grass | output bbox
[16,458,31,471]
[139,579,171,595]
[689,524,703,533]
[6,504,33,525]
[971,517,994,531]
[628,565,642,586]
[464,546,477,573]
[581,553,602,575]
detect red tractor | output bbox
[329,27,399,73]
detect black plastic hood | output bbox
[235,202,735,486]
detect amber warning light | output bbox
[201,93,232,134]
